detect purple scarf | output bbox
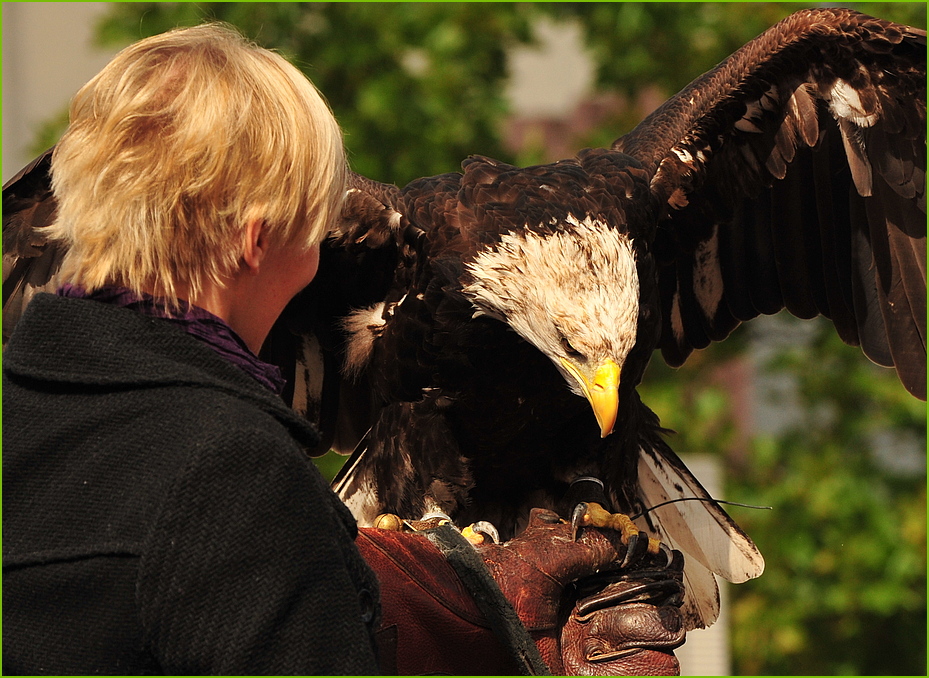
[57,284,286,394]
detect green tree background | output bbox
[37,3,926,674]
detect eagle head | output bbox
[463,214,640,437]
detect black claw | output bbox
[472,520,500,544]
[658,542,675,568]
[620,533,638,568]
[620,530,649,568]
[668,549,685,573]
[570,502,589,541]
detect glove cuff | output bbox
[424,524,552,676]
[356,526,551,675]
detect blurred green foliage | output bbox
[35,3,926,674]
[96,2,539,185]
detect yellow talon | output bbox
[581,501,612,527]
[461,525,486,545]
[581,502,669,556]
[610,512,641,544]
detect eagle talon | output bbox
[421,510,454,524]
[657,541,675,567]
[646,536,663,556]
[462,520,500,545]
[572,501,669,568]
[620,531,649,568]
[570,502,590,541]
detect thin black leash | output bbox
[632,497,772,521]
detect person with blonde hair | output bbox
[47,21,345,343]
[3,23,683,675]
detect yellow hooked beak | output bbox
[560,357,620,438]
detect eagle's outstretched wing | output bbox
[613,7,926,398]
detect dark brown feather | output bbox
[616,8,925,398]
[3,147,63,342]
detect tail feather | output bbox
[636,445,764,628]
[669,545,720,630]
[636,445,764,582]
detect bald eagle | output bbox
[3,8,925,630]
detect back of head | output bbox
[47,23,346,304]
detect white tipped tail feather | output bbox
[635,445,765,629]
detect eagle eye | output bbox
[560,336,582,358]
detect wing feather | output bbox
[2,147,63,342]
[614,8,926,398]
[264,172,417,454]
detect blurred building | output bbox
[2,3,117,182]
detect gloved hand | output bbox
[356,507,685,675]
[560,570,685,675]
[476,508,685,674]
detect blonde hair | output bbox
[47,22,346,304]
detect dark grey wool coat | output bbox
[2,294,381,675]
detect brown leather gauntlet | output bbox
[356,510,685,675]
[356,526,525,675]
[561,568,686,675]
[476,509,685,674]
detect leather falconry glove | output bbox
[357,507,685,675]
[474,508,685,674]
[560,561,686,675]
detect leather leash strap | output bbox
[425,524,552,676]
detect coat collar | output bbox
[4,293,320,449]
